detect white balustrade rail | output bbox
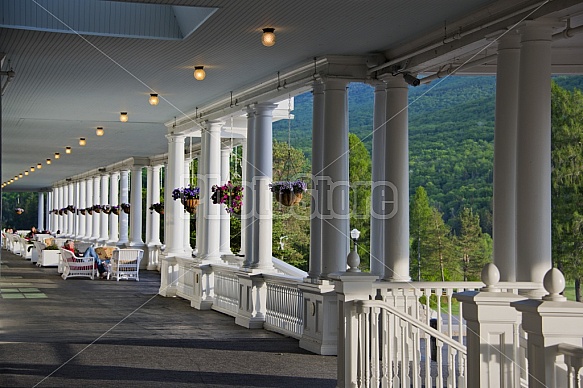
[557,343,583,388]
[263,274,304,339]
[213,265,240,317]
[352,299,467,388]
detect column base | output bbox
[235,316,265,329]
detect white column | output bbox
[91,176,100,241]
[164,134,186,255]
[73,182,80,239]
[62,185,69,236]
[37,192,45,231]
[201,120,223,262]
[145,166,153,245]
[383,76,410,282]
[118,169,130,245]
[99,174,109,243]
[321,79,350,277]
[220,146,233,255]
[515,21,555,292]
[370,81,386,277]
[85,179,93,239]
[252,103,277,270]
[68,183,74,237]
[129,165,144,246]
[78,179,86,239]
[47,191,53,232]
[310,81,324,279]
[52,188,59,233]
[108,172,120,244]
[149,165,162,245]
[238,140,247,256]
[242,108,256,267]
[493,33,521,282]
[183,158,192,254]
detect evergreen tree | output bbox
[410,186,433,280]
[551,82,583,301]
[457,207,490,281]
[423,207,455,281]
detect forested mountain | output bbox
[273,75,583,235]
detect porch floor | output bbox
[0,249,336,387]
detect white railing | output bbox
[264,274,304,339]
[557,343,583,388]
[213,266,240,317]
[352,299,467,387]
[374,282,483,347]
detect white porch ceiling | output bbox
[2,0,583,191]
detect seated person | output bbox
[25,226,37,240]
[63,240,109,278]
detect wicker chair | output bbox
[60,248,96,280]
[108,249,143,281]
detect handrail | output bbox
[357,299,467,354]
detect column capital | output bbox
[253,102,278,115]
[312,80,325,94]
[496,31,521,51]
[204,120,225,132]
[323,78,349,91]
[517,19,563,41]
[165,133,187,142]
[385,75,408,89]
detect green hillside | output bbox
[274,75,583,234]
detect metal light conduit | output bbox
[420,20,583,84]
[368,0,549,75]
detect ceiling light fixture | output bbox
[262,28,276,47]
[120,112,128,122]
[46,158,52,165]
[37,163,42,169]
[66,146,72,154]
[96,127,104,136]
[79,138,86,146]
[24,171,29,175]
[14,176,18,181]
[194,66,206,81]
[19,173,23,178]
[30,166,35,172]
[149,93,159,106]
[55,152,60,159]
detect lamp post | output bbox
[347,228,361,272]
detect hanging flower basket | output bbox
[121,203,131,214]
[149,202,165,215]
[59,208,65,215]
[211,181,243,215]
[102,205,112,214]
[86,207,93,215]
[111,206,120,215]
[66,205,76,213]
[183,198,199,214]
[15,207,24,215]
[172,185,200,214]
[270,180,307,206]
[79,208,87,215]
[92,204,103,213]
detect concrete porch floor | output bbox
[0,249,336,387]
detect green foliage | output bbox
[271,141,311,270]
[349,133,372,270]
[456,207,491,281]
[551,81,583,301]
[410,187,433,280]
[1,192,39,231]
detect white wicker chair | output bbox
[60,248,96,280]
[109,249,143,281]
